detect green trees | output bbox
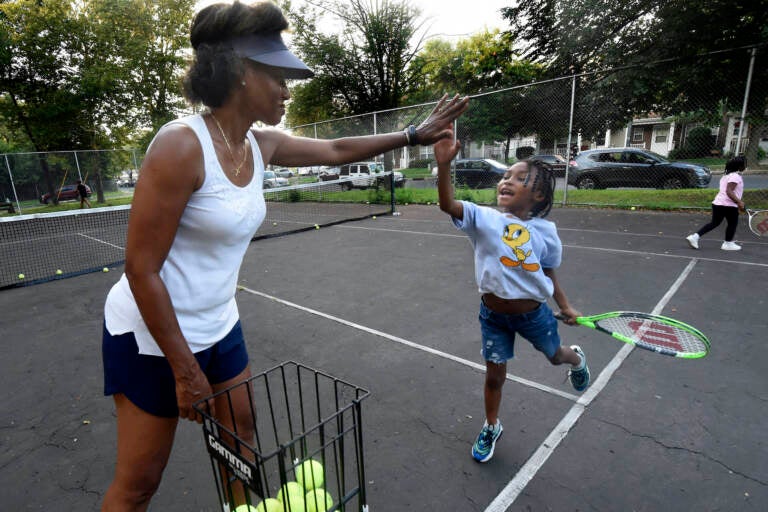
[502,0,768,163]
[0,0,194,202]
[283,0,425,127]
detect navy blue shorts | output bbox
[102,321,248,418]
[479,301,561,363]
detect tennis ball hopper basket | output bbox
[193,361,371,511]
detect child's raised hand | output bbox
[433,129,461,167]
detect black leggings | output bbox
[697,204,739,241]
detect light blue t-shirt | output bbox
[452,201,562,302]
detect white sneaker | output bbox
[686,233,699,249]
[721,241,741,251]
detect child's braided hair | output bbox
[523,159,556,218]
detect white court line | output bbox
[339,224,768,268]
[484,258,699,511]
[237,285,580,402]
[77,232,125,251]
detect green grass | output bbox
[399,167,433,179]
[392,187,768,211]
[4,185,766,218]
[674,156,728,170]
[1,191,134,217]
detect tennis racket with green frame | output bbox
[555,311,710,359]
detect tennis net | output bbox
[0,177,394,289]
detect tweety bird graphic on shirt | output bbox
[499,223,540,272]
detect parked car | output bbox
[263,170,289,188]
[317,166,339,177]
[567,148,712,190]
[331,162,405,190]
[530,154,568,177]
[431,158,508,188]
[318,167,341,181]
[40,184,91,204]
[274,168,294,178]
[298,166,321,176]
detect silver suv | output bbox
[567,148,711,189]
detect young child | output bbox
[434,131,589,463]
[686,156,746,251]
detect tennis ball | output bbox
[630,206,636,211]
[372,215,377,219]
[239,499,280,512]
[273,222,278,226]
[276,489,304,512]
[305,489,333,512]
[55,269,63,275]
[102,267,109,272]
[276,482,304,504]
[296,459,324,491]
[314,224,320,229]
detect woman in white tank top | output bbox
[101,2,468,510]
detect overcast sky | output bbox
[195,1,511,41]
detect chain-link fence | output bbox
[3,46,766,216]
[289,45,768,211]
[1,149,143,212]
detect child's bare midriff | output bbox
[482,293,541,314]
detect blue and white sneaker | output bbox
[568,345,590,392]
[471,420,503,462]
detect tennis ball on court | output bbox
[372,215,377,219]
[56,269,63,275]
[18,273,25,279]
[305,489,333,512]
[630,206,636,211]
[102,267,109,272]
[314,224,320,229]
[273,222,278,226]
[296,459,324,491]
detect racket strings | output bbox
[594,316,708,355]
[749,211,768,236]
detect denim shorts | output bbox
[102,321,248,417]
[479,300,561,363]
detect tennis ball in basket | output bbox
[296,459,324,491]
[55,269,63,275]
[18,273,25,279]
[276,489,304,512]
[247,499,281,512]
[276,482,304,504]
[305,489,333,512]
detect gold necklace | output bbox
[210,112,248,176]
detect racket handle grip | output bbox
[554,313,567,321]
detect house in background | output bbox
[598,113,749,157]
[394,113,753,169]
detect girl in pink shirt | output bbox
[686,156,746,251]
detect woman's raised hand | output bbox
[414,94,470,145]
